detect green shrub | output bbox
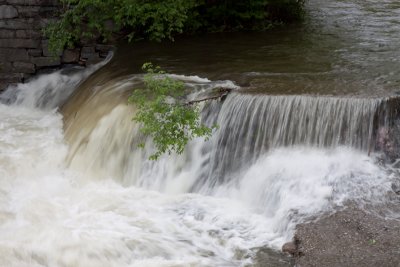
[45,0,305,53]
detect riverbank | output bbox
[292,205,400,267]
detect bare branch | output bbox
[185,88,233,105]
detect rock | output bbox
[27,48,42,57]
[0,73,24,83]
[85,55,103,65]
[282,242,297,255]
[31,56,60,67]
[0,48,29,61]
[62,49,80,63]
[0,39,40,48]
[6,0,59,5]
[16,29,42,39]
[38,6,58,17]
[0,82,9,91]
[295,207,400,267]
[391,182,400,195]
[80,46,96,59]
[0,62,12,73]
[0,5,18,19]
[13,62,35,73]
[16,5,40,17]
[0,29,15,38]
[0,18,35,30]
[254,246,293,267]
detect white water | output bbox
[0,68,395,267]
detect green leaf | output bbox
[129,63,215,160]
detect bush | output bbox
[45,0,305,53]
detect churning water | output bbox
[0,63,396,266]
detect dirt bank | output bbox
[293,207,400,267]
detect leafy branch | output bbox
[129,63,216,160]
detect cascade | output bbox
[0,63,396,267]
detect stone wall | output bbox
[0,0,113,90]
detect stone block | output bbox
[16,5,40,17]
[31,56,60,67]
[13,61,35,73]
[0,82,9,91]
[0,18,35,30]
[62,49,79,63]
[0,5,18,19]
[27,48,41,56]
[0,61,12,73]
[80,46,96,59]
[0,73,24,83]
[0,29,15,38]
[0,38,40,48]
[36,18,56,29]
[0,48,29,61]
[16,29,42,39]
[6,0,59,6]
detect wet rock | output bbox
[80,46,96,59]
[253,246,294,267]
[391,182,400,195]
[282,242,297,255]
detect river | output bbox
[0,0,399,266]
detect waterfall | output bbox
[0,65,396,266]
[197,93,393,188]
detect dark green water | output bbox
[104,0,400,97]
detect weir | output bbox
[58,70,399,192]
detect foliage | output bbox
[44,0,197,54]
[45,0,305,53]
[129,63,214,160]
